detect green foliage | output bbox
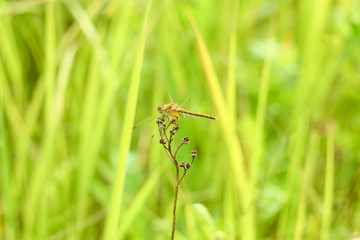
[1,0,360,239]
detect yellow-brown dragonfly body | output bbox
[133,95,217,130]
[157,103,217,122]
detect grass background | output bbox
[1,0,360,239]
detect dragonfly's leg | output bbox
[169,115,178,123]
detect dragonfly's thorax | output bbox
[158,104,178,114]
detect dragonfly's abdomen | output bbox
[178,110,217,120]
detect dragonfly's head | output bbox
[157,105,165,114]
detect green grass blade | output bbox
[15,76,44,196]
[294,132,318,240]
[23,25,77,240]
[102,1,151,239]
[0,2,23,104]
[0,107,16,240]
[44,0,55,131]
[185,201,198,240]
[321,127,334,240]
[118,168,163,238]
[224,181,236,240]
[188,10,255,240]
[251,19,274,181]
[226,0,239,122]
[23,1,57,238]
[277,0,332,236]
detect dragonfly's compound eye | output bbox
[157,105,164,113]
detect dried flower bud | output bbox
[156,117,163,124]
[171,125,179,135]
[183,137,190,144]
[191,150,197,158]
[161,123,167,129]
[170,118,176,124]
[159,139,167,144]
[185,163,191,169]
[180,161,186,167]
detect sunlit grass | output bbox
[103,1,151,238]
[1,0,360,239]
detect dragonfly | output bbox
[157,101,217,122]
[133,94,217,130]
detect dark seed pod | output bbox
[191,150,197,158]
[183,137,190,144]
[156,117,163,124]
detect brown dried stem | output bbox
[156,117,197,240]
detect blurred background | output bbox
[1,0,360,239]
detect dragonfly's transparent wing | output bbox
[168,92,176,103]
[180,98,191,109]
[133,115,157,129]
[132,115,161,142]
[167,93,190,108]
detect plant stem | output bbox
[171,181,179,240]
[157,118,195,239]
[171,158,180,240]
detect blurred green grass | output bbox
[1,0,360,239]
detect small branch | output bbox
[166,121,172,131]
[191,156,195,165]
[156,116,196,240]
[178,170,187,184]
[163,129,170,144]
[162,145,176,166]
[174,143,184,158]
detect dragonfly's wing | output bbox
[180,98,191,109]
[133,115,157,129]
[180,112,188,119]
[168,92,176,103]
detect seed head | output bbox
[173,125,179,131]
[170,118,176,124]
[156,117,163,124]
[159,138,167,144]
[191,150,197,158]
[183,137,190,144]
[170,126,178,135]
[180,161,186,168]
[185,163,191,170]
